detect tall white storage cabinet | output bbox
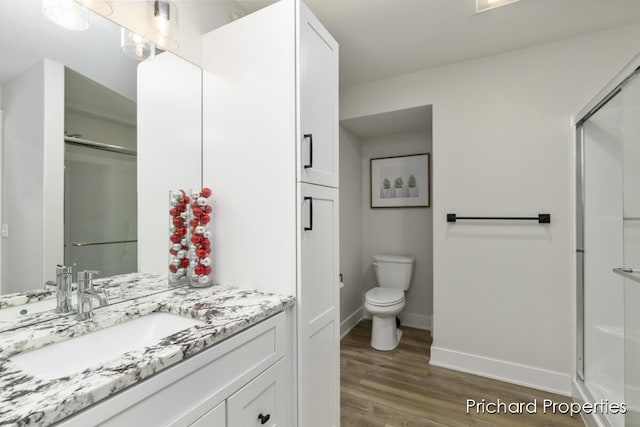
[201,0,339,426]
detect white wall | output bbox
[339,126,363,335]
[340,23,640,394]
[1,59,64,293]
[361,131,433,330]
[137,52,202,275]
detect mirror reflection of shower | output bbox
[63,68,138,276]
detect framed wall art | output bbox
[370,153,430,208]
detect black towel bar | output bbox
[447,213,551,224]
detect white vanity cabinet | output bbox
[201,0,339,425]
[58,311,292,427]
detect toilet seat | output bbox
[365,288,404,307]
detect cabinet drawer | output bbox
[227,358,286,427]
[190,401,225,427]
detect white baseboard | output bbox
[430,346,572,396]
[340,306,364,339]
[398,312,431,331]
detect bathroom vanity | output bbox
[0,280,294,426]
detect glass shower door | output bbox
[64,143,137,277]
[581,91,626,427]
[622,72,640,427]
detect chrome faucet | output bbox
[76,270,108,320]
[55,265,74,313]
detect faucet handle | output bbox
[77,270,101,291]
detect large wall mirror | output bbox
[0,1,205,312]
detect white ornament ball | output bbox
[190,260,198,268]
[201,257,211,267]
[172,243,182,251]
[198,275,210,285]
[173,190,184,201]
[176,268,186,276]
[203,231,211,239]
[172,258,181,267]
[177,250,186,259]
[170,199,178,207]
[195,226,205,234]
[191,190,200,199]
[180,238,187,246]
[180,212,188,219]
[197,197,207,206]
[170,226,177,233]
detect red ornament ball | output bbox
[200,239,210,249]
[177,226,187,236]
[169,248,178,256]
[201,187,212,198]
[191,235,201,244]
[169,207,178,216]
[190,218,199,227]
[200,214,210,224]
[203,205,212,214]
[169,264,178,273]
[192,207,203,218]
[204,266,212,275]
[194,265,205,275]
[206,247,212,254]
[175,202,186,211]
[172,217,184,227]
[180,258,189,268]
[183,196,190,204]
[196,248,207,259]
[170,233,181,243]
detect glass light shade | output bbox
[42,0,89,31]
[145,0,179,51]
[121,28,156,62]
[75,0,112,17]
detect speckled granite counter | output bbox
[0,273,186,332]
[0,285,294,426]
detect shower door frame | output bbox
[574,60,640,426]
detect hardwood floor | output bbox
[341,320,585,427]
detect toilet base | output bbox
[370,315,403,351]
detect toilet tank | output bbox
[373,254,415,290]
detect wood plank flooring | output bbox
[341,320,585,427]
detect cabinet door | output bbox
[189,402,225,427]
[298,2,339,188]
[227,359,286,427]
[298,183,339,426]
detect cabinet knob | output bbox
[258,413,271,424]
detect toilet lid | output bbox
[366,288,404,306]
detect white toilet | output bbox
[365,254,415,351]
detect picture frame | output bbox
[370,153,430,208]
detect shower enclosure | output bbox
[64,137,137,277]
[576,65,640,427]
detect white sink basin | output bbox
[10,312,204,380]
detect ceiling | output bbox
[239,0,640,88]
[341,106,432,139]
[0,0,137,100]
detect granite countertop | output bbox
[0,285,295,426]
[0,273,186,332]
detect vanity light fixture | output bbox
[475,0,523,13]
[121,28,156,62]
[42,0,89,31]
[146,0,179,51]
